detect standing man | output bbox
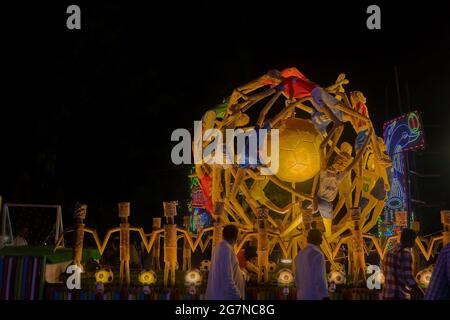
[205,224,245,300]
[381,228,423,300]
[425,243,450,300]
[294,229,329,300]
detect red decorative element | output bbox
[354,101,369,131]
[262,67,316,99]
[280,76,317,99]
[280,67,309,81]
[199,174,213,214]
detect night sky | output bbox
[2,1,449,234]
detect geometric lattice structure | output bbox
[194,67,393,284]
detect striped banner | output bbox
[0,256,46,300]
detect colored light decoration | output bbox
[383,111,425,224]
[95,268,114,284]
[185,269,203,295]
[385,223,395,237]
[377,216,383,238]
[184,269,202,286]
[139,270,157,295]
[277,268,294,297]
[95,268,114,295]
[139,270,157,285]
[276,268,294,286]
[188,166,212,234]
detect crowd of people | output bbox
[205,224,450,300]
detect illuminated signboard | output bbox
[383,111,425,223]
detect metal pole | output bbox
[405,81,411,112]
[394,66,403,114]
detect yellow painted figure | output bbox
[211,201,224,249]
[348,209,367,286]
[255,208,270,283]
[442,211,450,246]
[163,223,178,287]
[118,203,132,286]
[331,208,383,285]
[73,203,88,267]
[151,217,162,271]
[160,201,208,287]
[359,151,392,233]
[181,216,192,271]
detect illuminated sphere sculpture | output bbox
[195,68,393,286]
[274,118,323,183]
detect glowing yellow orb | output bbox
[276,268,294,286]
[95,268,114,284]
[139,270,157,285]
[184,269,202,286]
[275,118,323,183]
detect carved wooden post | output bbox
[152,217,162,271]
[256,207,270,284]
[118,202,131,287]
[212,201,224,249]
[441,211,450,246]
[163,201,178,287]
[73,203,87,267]
[182,216,192,271]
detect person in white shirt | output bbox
[294,229,329,300]
[205,224,245,300]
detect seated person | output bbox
[13,226,29,246]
